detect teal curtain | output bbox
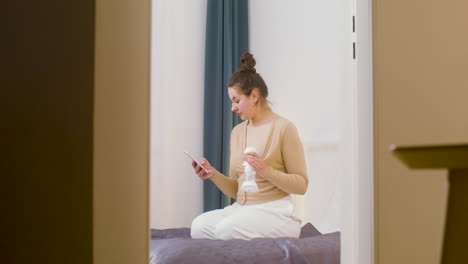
[203,0,249,212]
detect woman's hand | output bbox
[243,152,272,178]
[192,158,215,180]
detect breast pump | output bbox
[241,147,260,192]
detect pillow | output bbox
[299,223,321,238]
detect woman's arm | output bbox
[192,158,238,199]
[209,169,238,199]
[263,123,308,194]
[208,128,240,199]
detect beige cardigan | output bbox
[210,114,308,205]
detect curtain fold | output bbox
[203,0,249,212]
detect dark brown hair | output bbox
[228,52,269,104]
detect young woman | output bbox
[190,52,308,240]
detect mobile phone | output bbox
[184,151,208,173]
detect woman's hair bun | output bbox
[238,52,256,73]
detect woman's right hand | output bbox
[192,158,214,180]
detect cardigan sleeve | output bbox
[210,169,238,199]
[208,128,239,199]
[264,122,308,194]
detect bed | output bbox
[150,223,340,264]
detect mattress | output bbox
[150,223,340,264]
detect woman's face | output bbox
[228,86,257,120]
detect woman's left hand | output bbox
[242,152,272,178]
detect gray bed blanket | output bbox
[150,224,340,264]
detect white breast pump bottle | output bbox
[241,147,260,192]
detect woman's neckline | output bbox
[247,112,279,128]
[242,113,279,156]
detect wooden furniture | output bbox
[391,143,468,264]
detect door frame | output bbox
[340,0,374,263]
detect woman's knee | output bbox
[215,218,243,240]
[190,212,218,239]
[190,214,208,239]
[214,209,301,240]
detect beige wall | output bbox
[94,0,151,263]
[373,0,468,263]
[3,1,150,263]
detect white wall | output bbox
[150,0,207,228]
[250,0,350,233]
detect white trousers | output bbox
[190,195,301,240]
